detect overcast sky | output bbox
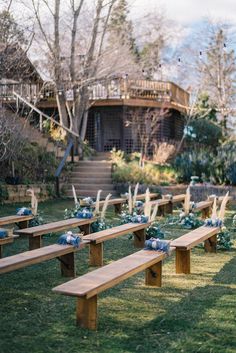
[129,0,236,25]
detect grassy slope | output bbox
[0,200,236,353]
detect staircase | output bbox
[64,153,117,198]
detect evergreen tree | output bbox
[108,0,138,58]
[197,25,236,135]
[0,10,25,46]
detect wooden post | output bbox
[145,261,162,287]
[202,207,210,219]
[114,203,122,214]
[76,295,98,330]
[79,224,90,235]
[89,243,103,266]
[133,229,145,248]
[176,249,191,274]
[204,234,217,253]
[29,236,42,250]
[59,252,75,277]
[19,220,29,229]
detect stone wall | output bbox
[115,183,236,202]
[4,183,55,203]
[159,184,236,202]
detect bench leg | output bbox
[0,245,3,259]
[114,203,122,214]
[76,295,97,330]
[145,261,162,287]
[164,202,173,214]
[89,243,103,266]
[204,234,217,253]
[29,236,42,250]
[59,252,75,277]
[176,249,191,274]
[157,206,165,217]
[79,224,90,235]
[19,220,29,229]
[202,207,210,219]
[133,229,145,248]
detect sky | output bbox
[129,0,236,26]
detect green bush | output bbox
[112,159,177,185]
[172,141,236,185]
[1,142,58,184]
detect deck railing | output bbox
[0,79,189,108]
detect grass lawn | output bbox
[0,199,236,353]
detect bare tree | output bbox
[21,0,141,152]
[125,107,170,160]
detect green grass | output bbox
[0,200,236,353]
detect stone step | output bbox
[77,161,112,166]
[73,167,112,173]
[65,183,114,190]
[69,177,112,184]
[70,171,111,177]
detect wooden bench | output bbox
[53,249,167,329]
[92,198,126,214]
[14,217,96,250]
[193,200,213,218]
[0,214,34,228]
[208,195,233,204]
[171,194,186,204]
[149,198,172,215]
[83,222,151,266]
[0,215,34,257]
[149,194,187,216]
[92,193,185,215]
[171,225,220,274]
[136,192,159,201]
[0,241,88,277]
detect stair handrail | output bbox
[13,91,79,138]
[55,138,74,196]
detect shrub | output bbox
[112,159,176,185]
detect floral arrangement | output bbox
[58,231,81,247]
[120,185,159,225]
[66,186,112,232]
[0,228,8,239]
[204,193,229,227]
[204,193,232,250]
[144,238,170,253]
[146,222,165,240]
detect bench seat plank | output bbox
[136,193,158,201]
[0,242,87,275]
[53,249,167,299]
[171,194,186,203]
[194,200,213,212]
[0,215,33,226]
[14,217,96,237]
[83,222,150,244]
[170,226,219,250]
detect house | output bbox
[0,48,189,156]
